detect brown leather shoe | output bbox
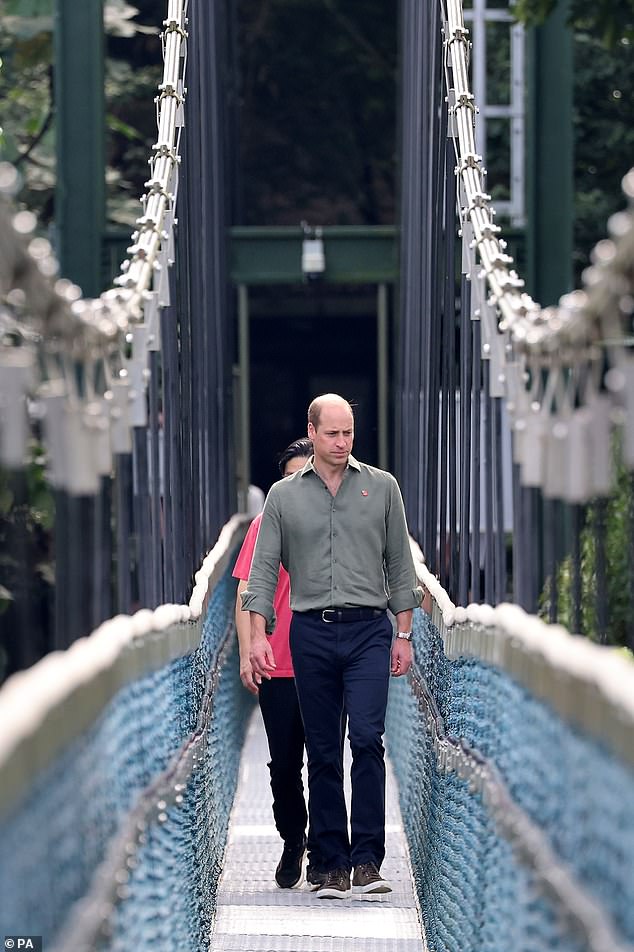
[315,867,351,899]
[352,861,392,894]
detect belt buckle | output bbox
[322,609,336,623]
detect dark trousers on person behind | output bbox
[258,677,307,847]
[290,611,392,872]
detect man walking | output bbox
[242,394,422,899]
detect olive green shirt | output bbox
[241,455,423,632]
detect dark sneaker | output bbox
[306,866,327,890]
[275,837,306,888]
[315,867,351,899]
[352,861,392,894]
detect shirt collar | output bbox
[300,454,361,475]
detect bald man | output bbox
[242,394,423,899]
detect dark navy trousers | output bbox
[257,677,308,847]
[290,611,393,872]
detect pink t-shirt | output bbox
[232,513,294,678]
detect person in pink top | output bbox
[233,437,319,890]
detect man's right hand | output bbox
[249,621,276,683]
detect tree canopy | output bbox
[0,0,161,226]
[237,0,397,226]
[513,0,634,46]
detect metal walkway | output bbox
[209,708,427,952]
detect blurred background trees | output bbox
[2,0,633,274]
[1,0,633,669]
[0,0,161,228]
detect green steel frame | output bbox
[230,226,397,506]
[54,0,105,298]
[229,225,397,285]
[525,2,574,306]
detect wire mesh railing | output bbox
[391,1,634,944]
[0,516,251,952]
[0,0,235,679]
[398,0,634,647]
[386,547,634,952]
[1,1,633,950]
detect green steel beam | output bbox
[230,226,397,285]
[525,1,574,306]
[54,0,105,298]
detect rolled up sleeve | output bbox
[240,489,283,634]
[384,476,424,614]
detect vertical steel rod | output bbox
[458,278,472,604]
[377,283,389,471]
[238,284,251,512]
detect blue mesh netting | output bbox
[386,609,634,952]
[0,563,253,951]
[4,573,633,952]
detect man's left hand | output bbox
[391,637,412,677]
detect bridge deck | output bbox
[209,708,426,952]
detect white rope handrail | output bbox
[411,540,634,769]
[0,513,249,822]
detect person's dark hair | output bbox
[278,437,313,475]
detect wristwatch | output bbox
[396,630,413,641]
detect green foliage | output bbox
[512,0,634,47]
[573,30,634,278]
[613,645,634,662]
[237,0,397,226]
[0,13,54,214]
[4,0,52,15]
[0,443,55,617]
[539,446,634,646]
[0,2,161,226]
[509,2,634,281]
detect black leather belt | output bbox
[303,607,386,624]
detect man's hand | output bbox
[391,637,412,677]
[249,615,276,683]
[239,655,259,696]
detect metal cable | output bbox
[442,0,634,491]
[0,1,188,484]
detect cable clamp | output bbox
[143,178,173,202]
[498,274,526,293]
[454,92,476,112]
[457,152,482,174]
[156,85,184,105]
[135,214,161,236]
[474,224,501,247]
[162,19,188,39]
[466,191,492,214]
[446,26,470,49]
[152,143,179,163]
[490,252,515,269]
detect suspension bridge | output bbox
[1,0,634,950]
